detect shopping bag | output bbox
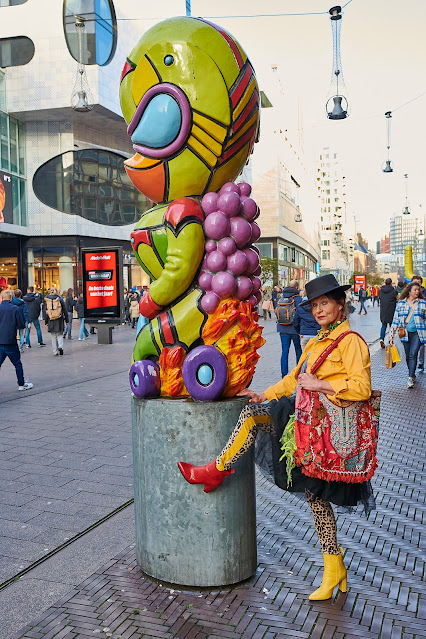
[391,346,400,363]
[385,345,395,369]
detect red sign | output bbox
[354,274,367,293]
[84,251,118,310]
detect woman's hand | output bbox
[297,373,335,395]
[236,389,267,403]
[297,373,321,391]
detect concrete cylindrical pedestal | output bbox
[131,396,257,587]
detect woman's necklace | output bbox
[315,317,347,341]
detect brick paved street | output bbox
[1,306,425,638]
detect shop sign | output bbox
[354,274,367,293]
[0,172,12,224]
[293,268,299,279]
[82,247,123,320]
[299,268,304,279]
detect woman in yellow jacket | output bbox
[179,275,374,601]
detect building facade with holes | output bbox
[0,0,152,294]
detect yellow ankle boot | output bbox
[309,551,347,600]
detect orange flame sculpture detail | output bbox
[158,299,265,398]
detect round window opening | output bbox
[63,0,117,66]
[33,149,151,227]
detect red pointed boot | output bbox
[178,460,235,493]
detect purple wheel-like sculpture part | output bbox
[128,83,191,158]
[182,345,228,402]
[129,360,161,398]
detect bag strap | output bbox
[310,330,367,374]
[403,303,417,327]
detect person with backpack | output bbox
[44,287,68,356]
[293,291,321,350]
[23,286,46,348]
[275,279,302,377]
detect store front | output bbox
[0,233,25,291]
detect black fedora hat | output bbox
[300,274,351,306]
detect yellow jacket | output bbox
[264,320,371,405]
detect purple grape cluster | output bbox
[199,182,262,314]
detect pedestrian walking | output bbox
[0,289,33,390]
[11,289,31,352]
[275,280,302,376]
[44,287,68,356]
[23,286,46,348]
[129,292,140,328]
[271,285,281,310]
[123,288,130,325]
[396,281,405,297]
[75,294,90,340]
[63,288,76,340]
[389,282,426,388]
[358,285,368,314]
[260,287,273,320]
[372,285,380,307]
[411,276,425,372]
[378,278,398,348]
[179,274,377,601]
[293,292,321,350]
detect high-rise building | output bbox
[381,233,390,254]
[316,147,353,283]
[389,214,425,276]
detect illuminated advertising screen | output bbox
[82,248,122,319]
[354,274,367,293]
[0,172,13,224]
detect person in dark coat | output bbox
[0,289,33,390]
[75,294,90,340]
[293,295,321,350]
[276,280,302,376]
[23,286,46,348]
[44,287,68,356]
[63,288,76,340]
[11,289,31,353]
[378,278,398,347]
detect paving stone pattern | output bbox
[6,308,426,638]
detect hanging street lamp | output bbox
[382,112,394,173]
[71,15,94,113]
[402,173,410,215]
[326,6,349,120]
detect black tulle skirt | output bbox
[255,396,376,516]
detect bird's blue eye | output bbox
[164,55,174,66]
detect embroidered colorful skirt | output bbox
[255,396,376,516]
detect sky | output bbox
[116,0,426,248]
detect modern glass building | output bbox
[0,0,152,293]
